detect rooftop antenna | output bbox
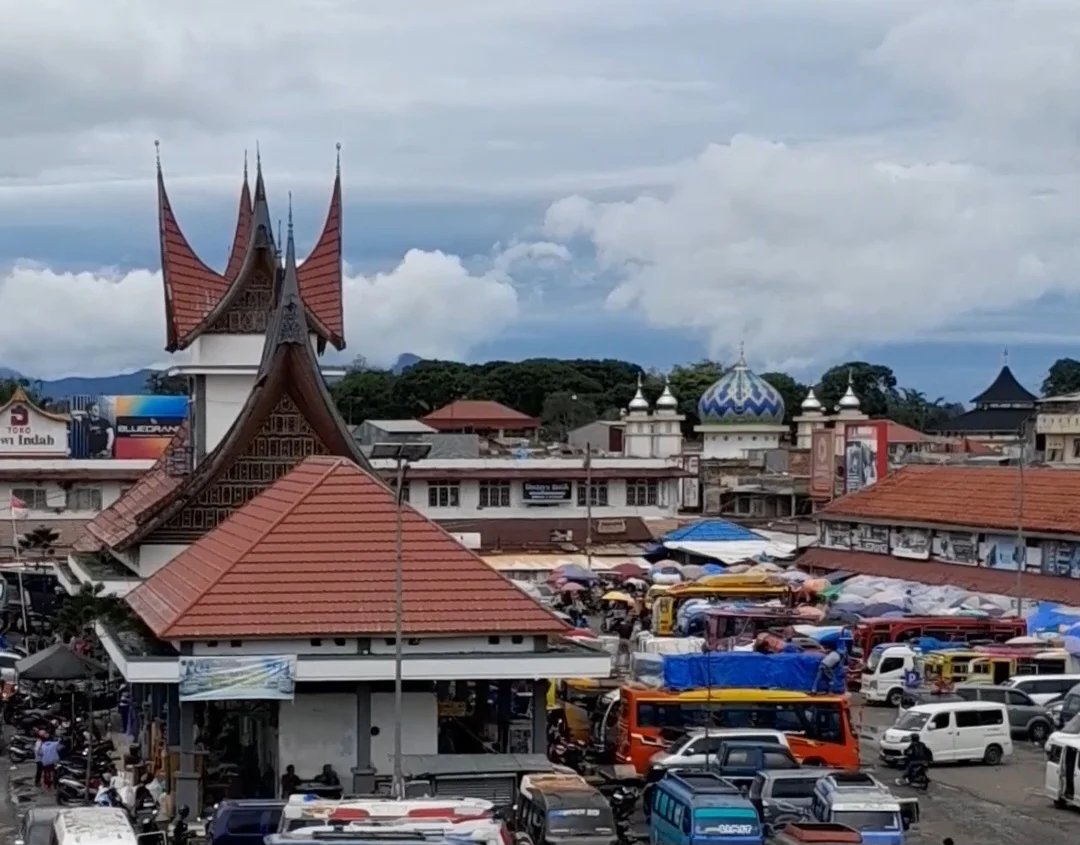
[154,139,161,169]
[288,191,294,234]
[1003,347,1009,367]
[336,141,342,176]
[243,149,249,181]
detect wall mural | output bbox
[890,527,931,560]
[979,534,1028,571]
[851,524,889,554]
[931,531,979,566]
[821,522,853,549]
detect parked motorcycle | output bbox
[172,806,191,845]
[549,738,586,771]
[132,796,159,832]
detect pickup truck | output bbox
[707,740,800,794]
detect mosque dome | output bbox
[628,375,650,412]
[655,378,678,411]
[800,388,823,413]
[698,352,785,425]
[837,372,861,411]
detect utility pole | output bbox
[1015,417,1028,615]
[584,444,593,571]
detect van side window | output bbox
[977,708,1004,726]
[955,710,980,728]
[880,657,905,673]
[1047,744,1063,764]
[929,713,950,730]
[681,806,692,835]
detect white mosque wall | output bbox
[202,373,255,455]
[701,428,785,460]
[135,543,189,579]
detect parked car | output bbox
[747,768,840,826]
[708,740,800,793]
[953,684,1055,744]
[207,800,285,845]
[647,728,789,778]
[1003,675,1080,706]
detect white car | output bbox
[1002,675,1080,706]
[0,650,22,683]
[648,728,790,773]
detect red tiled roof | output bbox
[436,517,655,551]
[126,456,569,639]
[158,172,231,349]
[72,421,190,553]
[818,464,1080,536]
[800,547,1080,605]
[422,401,539,428]
[884,421,928,444]
[223,175,252,281]
[297,172,345,349]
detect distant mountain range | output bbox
[1,353,424,399]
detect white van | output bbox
[52,807,164,845]
[878,701,1012,766]
[1004,674,1080,706]
[1044,731,1080,809]
[860,645,917,707]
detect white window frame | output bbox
[65,486,103,511]
[577,480,608,507]
[626,478,658,507]
[427,481,460,508]
[478,480,511,508]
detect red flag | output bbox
[9,494,27,519]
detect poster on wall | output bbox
[821,522,853,549]
[931,531,979,566]
[1042,541,1080,579]
[981,534,1025,571]
[852,524,889,554]
[70,395,187,459]
[178,655,297,702]
[842,421,889,494]
[521,480,572,504]
[891,527,931,560]
[0,389,70,457]
[810,430,835,500]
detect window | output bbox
[388,479,410,503]
[427,481,460,508]
[11,488,47,510]
[1005,690,1034,707]
[577,481,608,507]
[626,478,658,507]
[65,487,102,511]
[928,712,950,730]
[979,688,1007,704]
[955,710,979,728]
[1072,439,1080,459]
[770,778,819,799]
[479,481,511,508]
[880,657,905,674]
[1047,743,1063,764]
[223,809,265,835]
[977,708,1005,726]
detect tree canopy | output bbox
[1042,358,1080,398]
[327,356,966,435]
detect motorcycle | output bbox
[57,773,103,804]
[895,762,930,792]
[172,806,191,845]
[549,738,586,771]
[132,796,159,832]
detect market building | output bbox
[0,387,153,558]
[420,400,540,439]
[61,152,608,811]
[801,464,1080,605]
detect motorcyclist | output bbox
[902,732,931,784]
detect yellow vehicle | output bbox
[921,650,983,688]
[547,677,622,743]
[644,584,671,610]
[650,574,793,636]
[968,655,1019,685]
[967,648,1073,685]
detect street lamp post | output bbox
[369,440,433,800]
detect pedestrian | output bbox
[815,647,843,694]
[40,735,61,789]
[33,730,46,787]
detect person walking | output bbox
[40,735,61,789]
[33,730,46,787]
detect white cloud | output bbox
[543,135,1080,365]
[0,250,523,378]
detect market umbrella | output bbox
[550,563,598,584]
[15,644,106,681]
[561,582,587,593]
[682,564,705,581]
[624,577,648,589]
[601,591,633,603]
[611,562,647,578]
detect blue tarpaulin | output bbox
[662,652,846,694]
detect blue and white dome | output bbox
[698,352,785,425]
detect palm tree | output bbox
[54,582,137,640]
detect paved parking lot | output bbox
[856,701,1076,844]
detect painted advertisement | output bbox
[851,524,889,554]
[810,429,835,500]
[1041,541,1080,579]
[931,531,979,566]
[842,421,889,494]
[981,534,1025,571]
[891,527,931,560]
[70,395,187,459]
[178,655,297,702]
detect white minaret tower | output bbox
[835,370,867,421]
[623,374,653,458]
[793,386,827,449]
[651,377,685,458]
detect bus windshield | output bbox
[546,807,614,836]
[635,700,843,744]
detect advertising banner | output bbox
[522,480,572,504]
[178,655,297,702]
[0,391,69,457]
[71,395,187,459]
[809,430,835,500]
[842,421,889,494]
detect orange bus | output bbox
[615,686,859,774]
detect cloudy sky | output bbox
[1,0,1077,400]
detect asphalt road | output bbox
[856,701,1077,844]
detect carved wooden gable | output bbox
[205,269,275,335]
[148,393,331,542]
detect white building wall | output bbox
[278,691,357,781]
[701,429,784,460]
[370,691,439,773]
[136,544,190,578]
[203,374,257,456]
[0,475,147,519]
[406,477,680,520]
[188,636,537,656]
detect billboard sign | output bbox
[842,421,889,494]
[809,429,835,500]
[0,391,69,457]
[71,395,187,459]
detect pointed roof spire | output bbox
[296,146,346,350]
[224,152,254,280]
[801,387,823,413]
[156,141,230,352]
[1003,347,1009,367]
[734,341,748,370]
[838,369,861,410]
[629,373,650,412]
